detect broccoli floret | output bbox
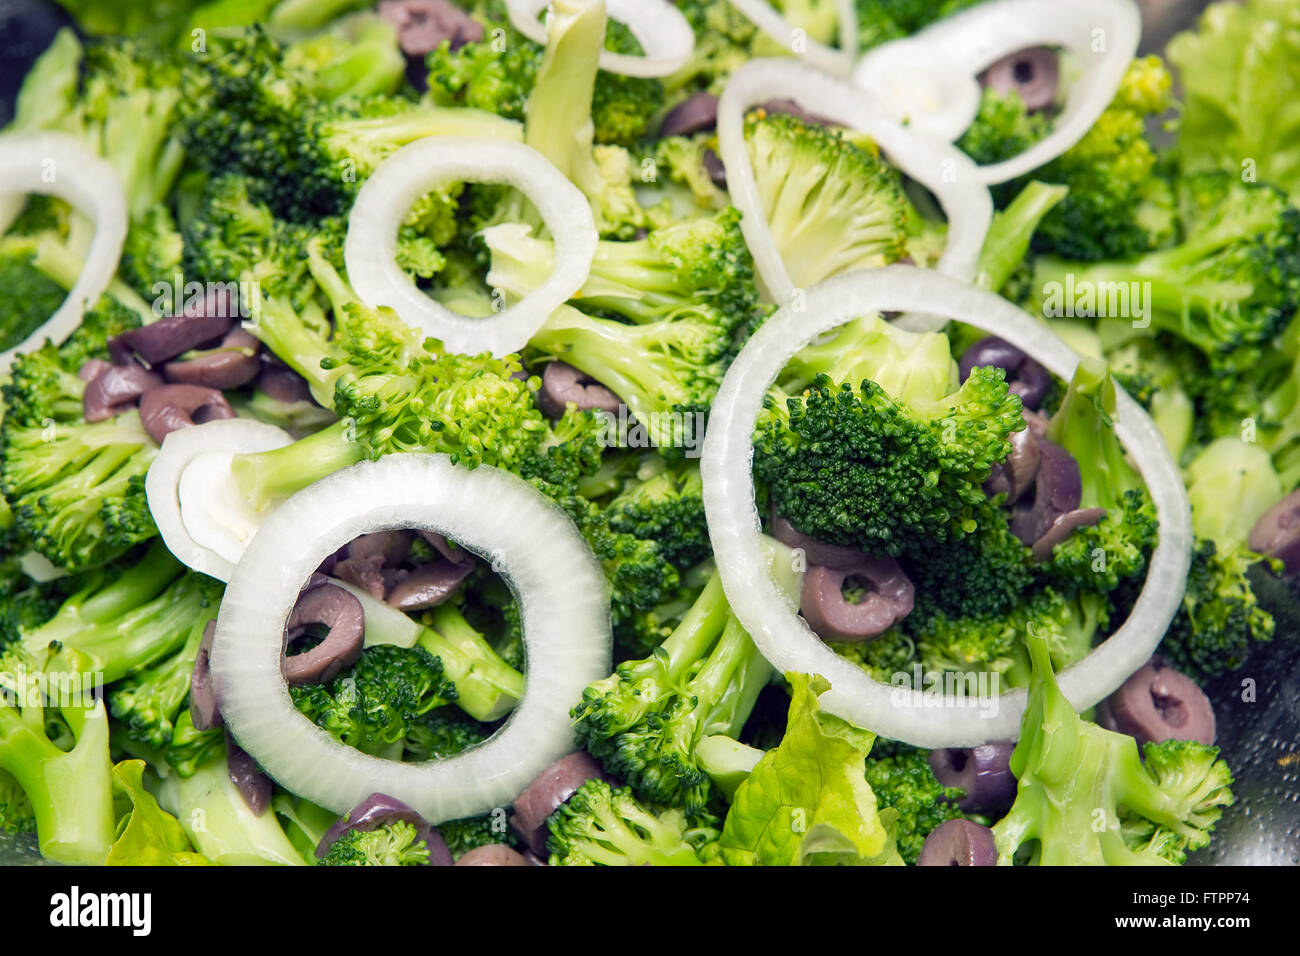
[16,34,189,220]
[440,812,517,859]
[1023,57,1177,261]
[319,821,431,866]
[755,318,1024,555]
[573,566,779,820]
[667,0,757,95]
[854,0,984,50]
[279,11,406,103]
[0,242,71,353]
[403,706,493,762]
[1038,488,1158,595]
[0,646,115,864]
[528,304,733,450]
[863,747,965,865]
[12,542,219,685]
[1034,173,1300,401]
[744,110,907,292]
[546,778,708,866]
[108,608,220,750]
[156,711,224,779]
[290,644,458,756]
[957,87,1052,169]
[1,296,156,571]
[416,603,524,722]
[992,625,1234,865]
[646,134,730,210]
[902,506,1034,620]
[1150,540,1275,682]
[604,453,709,569]
[182,29,519,224]
[119,202,185,298]
[0,769,36,837]
[486,205,758,325]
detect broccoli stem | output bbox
[247,294,339,406]
[230,420,364,510]
[975,181,1068,293]
[28,231,155,326]
[0,661,115,865]
[419,604,525,722]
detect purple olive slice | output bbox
[78,358,110,382]
[281,583,365,686]
[1248,489,1300,576]
[960,336,1052,409]
[113,288,237,365]
[1098,658,1215,747]
[455,845,530,866]
[929,741,1018,813]
[316,791,452,865]
[190,620,221,732]
[1009,437,1082,545]
[770,512,868,570]
[703,150,727,189]
[979,47,1060,113]
[138,384,237,444]
[256,354,314,404]
[800,557,914,642]
[1030,506,1107,562]
[917,819,998,866]
[659,92,719,137]
[984,426,1041,504]
[511,751,607,856]
[226,731,272,816]
[82,362,164,422]
[386,560,474,611]
[162,327,261,390]
[377,0,484,57]
[537,361,622,419]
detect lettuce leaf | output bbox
[1169,0,1300,203]
[715,673,902,866]
[107,759,209,866]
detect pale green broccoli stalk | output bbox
[992,627,1234,865]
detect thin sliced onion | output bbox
[145,419,293,582]
[210,454,612,821]
[345,137,596,357]
[852,0,1141,184]
[716,58,992,318]
[0,132,127,371]
[700,266,1192,748]
[507,0,695,78]
[728,0,858,77]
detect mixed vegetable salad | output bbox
[0,0,1295,867]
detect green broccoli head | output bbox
[745,110,907,291]
[545,778,707,866]
[863,747,966,865]
[605,453,709,569]
[0,239,75,353]
[755,365,1024,556]
[319,821,431,866]
[291,645,459,756]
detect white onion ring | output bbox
[851,0,1141,184]
[345,138,596,357]
[145,419,293,582]
[700,266,1192,748]
[716,58,991,321]
[210,454,612,821]
[727,0,858,77]
[0,131,127,371]
[506,0,695,77]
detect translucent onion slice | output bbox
[716,58,992,316]
[507,0,695,77]
[728,0,858,77]
[0,131,128,371]
[210,453,612,821]
[700,265,1192,748]
[851,0,1141,184]
[345,138,596,357]
[145,419,293,582]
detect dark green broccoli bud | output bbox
[440,813,517,859]
[854,0,984,50]
[319,821,430,866]
[1038,488,1158,595]
[605,453,709,569]
[744,110,907,291]
[0,240,71,353]
[403,706,493,762]
[546,778,708,866]
[902,505,1034,620]
[755,367,1024,556]
[1,295,156,572]
[119,203,184,299]
[863,747,966,865]
[291,645,458,756]
[0,769,36,837]
[957,86,1051,169]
